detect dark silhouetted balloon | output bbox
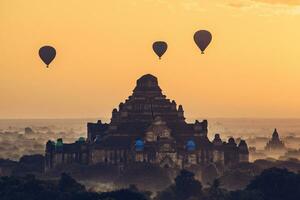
[152,41,168,59]
[39,46,56,67]
[194,30,212,54]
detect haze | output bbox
[1,0,300,119]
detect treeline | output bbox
[1,167,300,200]
[155,168,300,200]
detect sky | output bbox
[0,0,300,119]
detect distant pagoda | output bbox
[265,128,286,151]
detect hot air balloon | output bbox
[152,41,168,59]
[39,46,56,67]
[193,30,212,54]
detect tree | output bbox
[58,173,85,193]
[246,167,300,200]
[229,190,264,200]
[155,169,203,200]
[99,188,148,200]
[174,170,203,200]
[204,179,228,200]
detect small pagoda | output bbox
[265,128,286,151]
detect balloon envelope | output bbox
[194,30,212,54]
[39,46,56,67]
[152,41,168,59]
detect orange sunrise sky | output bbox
[0,0,300,119]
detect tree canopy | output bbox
[1,167,300,200]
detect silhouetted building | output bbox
[45,74,249,171]
[24,127,34,134]
[265,128,286,151]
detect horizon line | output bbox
[1,117,300,120]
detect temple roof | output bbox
[93,136,133,149]
[110,74,186,124]
[133,74,162,93]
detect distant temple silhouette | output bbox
[45,74,249,171]
[265,128,286,151]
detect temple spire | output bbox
[272,128,279,140]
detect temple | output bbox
[45,74,249,171]
[265,128,286,151]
